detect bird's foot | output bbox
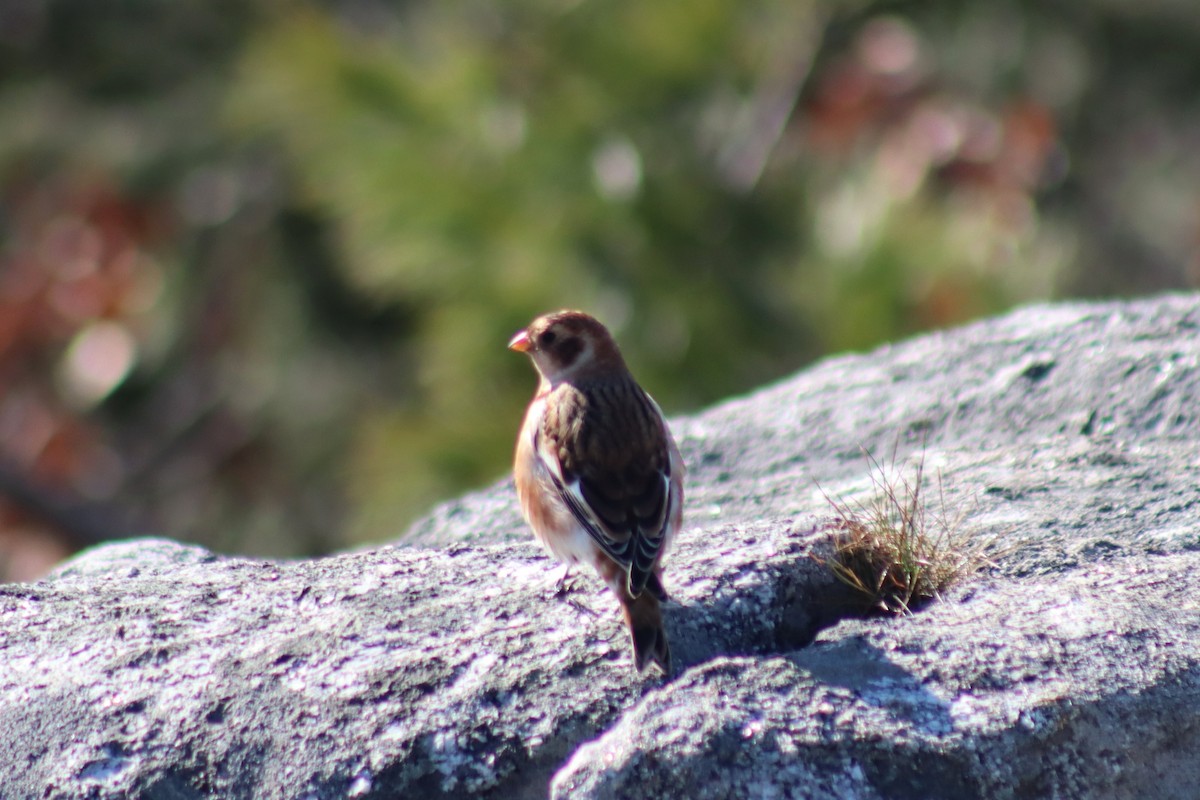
[563,596,600,618]
[553,565,582,597]
[552,566,599,617]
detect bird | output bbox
[509,310,684,674]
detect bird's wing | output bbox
[535,382,674,599]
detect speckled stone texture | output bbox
[3,294,1199,799]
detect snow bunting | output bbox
[510,310,683,673]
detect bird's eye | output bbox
[539,330,557,347]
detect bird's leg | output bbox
[553,563,587,596]
[553,563,599,617]
[553,563,574,596]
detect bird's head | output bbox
[508,310,625,385]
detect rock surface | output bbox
[3,293,1200,799]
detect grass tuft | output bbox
[817,446,988,614]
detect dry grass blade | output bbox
[817,446,985,614]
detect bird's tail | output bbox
[620,590,671,674]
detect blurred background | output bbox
[2,0,1199,581]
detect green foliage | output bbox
[224,1,833,537]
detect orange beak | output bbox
[507,329,532,352]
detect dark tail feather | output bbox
[623,591,671,674]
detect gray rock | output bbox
[554,556,1200,799]
[3,293,1200,799]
